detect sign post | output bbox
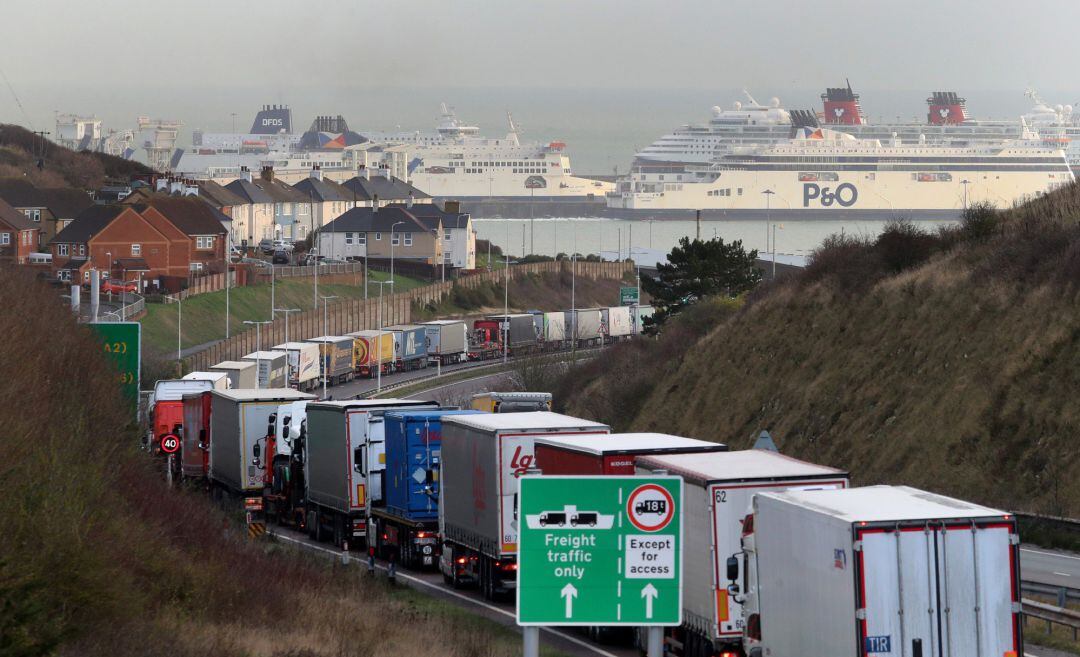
[88,322,141,419]
[619,286,639,306]
[517,475,683,637]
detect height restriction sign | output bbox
[517,476,683,626]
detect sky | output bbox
[2,0,1078,171]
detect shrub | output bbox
[960,202,1000,242]
[875,218,938,273]
[803,233,879,291]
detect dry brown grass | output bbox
[560,182,1080,516]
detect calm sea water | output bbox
[474,217,957,260]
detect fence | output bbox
[182,260,632,371]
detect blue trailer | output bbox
[385,324,429,372]
[370,409,485,569]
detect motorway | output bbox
[269,526,635,657]
[1021,545,1080,590]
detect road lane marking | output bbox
[1021,547,1080,562]
[269,530,622,657]
[1053,571,1072,577]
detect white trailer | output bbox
[635,450,849,656]
[603,306,633,342]
[182,371,230,390]
[209,360,257,389]
[242,350,290,389]
[542,311,566,348]
[419,319,468,365]
[630,305,655,334]
[736,486,1022,657]
[272,342,321,391]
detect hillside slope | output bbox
[560,189,1080,516]
[0,123,154,189]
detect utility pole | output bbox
[571,224,577,361]
[311,190,318,312]
[371,281,393,394]
[504,218,510,364]
[274,307,301,345]
[391,220,405,289]
[762,189,775,256]
[319,296,338,399]
[695,209,701,241]
[177,293,182,375]
[225,257,230,339]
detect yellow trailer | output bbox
[347,330,395,378]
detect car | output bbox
[101,279,138,294]
[271,250,291,264]
[273,239,294,252]
[258,238,275,254]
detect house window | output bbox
[189,262,204,272]
[23,209,40,222]
[391,233,400,246]
[79,244,85,256]
[196,236,214,250]
[58,244,69,256]
[131,244,141,256]
[0,233,9,245]
[403,233,413,247]
[358,233,366,245]
[444,232,451,241]
[345,232,355,246]
[375,232,381,241]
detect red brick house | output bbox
[0,197,41,264]
[49,197,228,291]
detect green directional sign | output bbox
[517,475,683,626]
[89,322,141,416]
[619,286,639,306]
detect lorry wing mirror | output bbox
[353,447,364,473]
[252,442,261,465]
[266,413,277,436]
[282,416,291,427]
[726,556,739,582]
[198,429,207,450]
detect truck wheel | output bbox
[306,509,317,540]
[332,514,344,547]
[314,509,328,542]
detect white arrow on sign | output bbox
[561,582,578,618]
[642,583,659,619]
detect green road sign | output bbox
[517,476,683,626]
[619,287,639,306]
[89,322,141,415]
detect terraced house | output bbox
[0,179,95,248]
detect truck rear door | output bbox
[857,522,1019,657]
[366,417,386,507]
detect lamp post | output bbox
[274,307,301,344]
[242,319,271,389]
[225,255,230,339]
[176,293,182,374]
[371,281,393,393]
[319,296,338,399]
[961,179,971,211]
[571,223,577,360]
[762,189,775,253]
[390,220,405,287]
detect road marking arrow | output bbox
[561,582,578,618]
[641,583,659,619]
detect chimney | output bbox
[310,165,323,181]
[155,177,168,192]
[372,194,379,212]
[169,178,183,195]
[184,179,198,196]
[240,166,252,183]
[407,192,414,209]
[364,167,371,181]
[443,200,460,213]
[261,166,274,182]
[382,166,391,180]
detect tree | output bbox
[640,236,761,333]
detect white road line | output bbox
[1021,547,1080,561]
[270,531,621,657]
[1053,571,1072,577]
[403,370,514,397]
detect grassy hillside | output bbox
[0,265,565,657]
[558,189,1080,517]
[0,123,155,189]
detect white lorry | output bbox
[727,485,1022,657]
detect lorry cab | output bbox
[470,391,553,413]
[149,379,214,454]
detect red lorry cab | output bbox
[150,380,214,453]
[534,433,727,475]
[181,391,214,479]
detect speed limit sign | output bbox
[160,433,180,454]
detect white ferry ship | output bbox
[363,105,611,201]
[635,84,1080,171]
[608,126,1073,218]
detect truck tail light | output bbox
[747,613,761,641]
[501,561,517,572]
[740,513,754,537]
[455,557,467,565]
[417,531,428,538]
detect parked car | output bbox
[273,239,295,252]
[258,238,275,254]
[272,250,291,264]
[101,279,138,294]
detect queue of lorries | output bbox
[147,377,1022,657]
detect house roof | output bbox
[225,178,275,204]
[0,179,95,218]
[114,257,150,271]
[248,173,307,203]
[57,256,88,270]
[51,205,128,244]
[320,206,430,234]
[341,172,431,202]
[195,180,246,208]
[386,202,470,229]
[292,176,353,202]
[0,197,34,231]
[138,197,229,236]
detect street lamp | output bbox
[961,179,971,211]
[390,220,405,287]
[319,296,338,399]
[243,319,272,389]
[274,307,301,344]
[371,280,394,393]
[762,189,775,255]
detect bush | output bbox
[960,202,999,242]
[875,218,938,274]
[803,233,880,291]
